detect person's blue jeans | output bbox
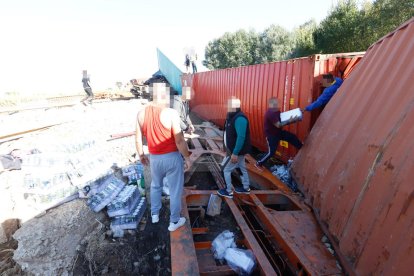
[150,151,184,223]
[222,155,250,193]
[257,131,302,166]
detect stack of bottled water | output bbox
[68,145,114,189]
[107,185,141,217]
[21,153,70,169]
[87,175,125,212]
[121,163,144,185]
[110,197,146,231]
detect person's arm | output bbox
[305,85,337,111]
[273,121,282,128]
[173,98,188,131]
[231,117,247,162]
[135,110,149,165]
[270,111,282,128]
[171,110,192,170]
[185,102,195,133]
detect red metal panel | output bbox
[291,18,414,275]
[186,53,363,162]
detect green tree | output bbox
[361,0,414,49]
[203,29,259,70]
[290,20,318,58]
[313,0,362,53]
[258,25,293,63]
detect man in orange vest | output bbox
[135,83,191,232]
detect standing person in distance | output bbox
[184,54,191,73]
[191,53,197,74]
[81,70,94,105]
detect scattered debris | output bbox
[269,160,298,191]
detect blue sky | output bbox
[0,0,342,95]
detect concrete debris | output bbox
[13,199,105,276]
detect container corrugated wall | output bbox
[291,18,414,275]
[185,53,363,161]
[157,48,182,93]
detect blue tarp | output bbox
[157,48,182,94]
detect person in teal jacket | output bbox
[305,74,343,111]
[218,97,251,199]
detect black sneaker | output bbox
[217,189,233,199]
[234,187,251,194]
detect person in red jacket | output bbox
[135,83,191,232]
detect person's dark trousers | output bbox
[192,62,197,73]
[82,87,94,103]
[257,130,302,166]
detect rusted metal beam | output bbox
[0,123,66,140]
[247,193,342,275]
[170,192,200,276]
[244,154,292,193]
[225,197,277,275]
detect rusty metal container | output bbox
[291,18,414,275]
[183,52,363,162]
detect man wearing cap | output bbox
[218,97,251,199]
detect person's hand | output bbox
[231,154,238,163]
[184,156,192,172]
[139,154,150,166]
[188,124,195,134]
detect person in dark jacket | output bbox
[305,74,343,111]
[171,87,194,133]
[218,97,251,198]
[256,97,302,168]
[81,70,94,105]
[184,54,190,73]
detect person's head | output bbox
[181,86,192,101]
[321,73,335,87]
[227,97,241,113]
[151,82,170,107]
[268,97,279,109]
[82,70,87,78]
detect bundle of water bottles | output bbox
[86,163,146,237]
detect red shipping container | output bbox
[182,52,363,162]
[291,18,414,275]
